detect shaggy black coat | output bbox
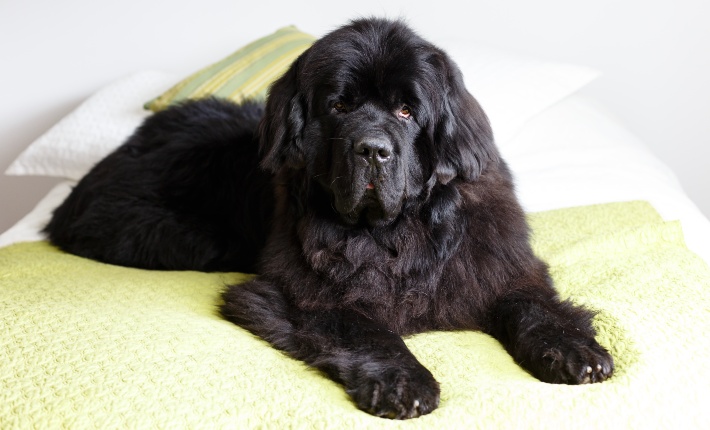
[45,18,613,420]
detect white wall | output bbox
[1,0,708,232]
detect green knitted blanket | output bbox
[1,201,709,429]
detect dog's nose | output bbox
[354,138,393,164]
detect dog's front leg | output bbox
[487,281,614,385]
[221,279,440,419]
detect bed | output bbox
[2,24,710,429]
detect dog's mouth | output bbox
[321,137,408,227]
[335,180,403,227]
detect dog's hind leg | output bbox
[221,278,440,419]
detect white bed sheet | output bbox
[501,95,710,264]
[3,95,710,265]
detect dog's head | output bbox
[260,18,498,226]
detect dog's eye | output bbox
[398,105,412,119]
[333,101,348,113]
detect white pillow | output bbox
[5,45,598,181]
[5,71,177,180]
[444,44,599,144]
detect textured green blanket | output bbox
[1,201,709,429]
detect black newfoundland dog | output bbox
[46,18,613,419]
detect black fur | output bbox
[46,18,613,419]
[45,99,272,272]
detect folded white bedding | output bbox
[3,94,710,266]
[501,95,710,264]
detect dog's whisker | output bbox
[329,175,344,187]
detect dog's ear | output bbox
[428,51,499,184]
[259,57,307,173]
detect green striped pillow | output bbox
[145,26,315,111]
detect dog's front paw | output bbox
[536,335,614,384]
[348,365,440,419]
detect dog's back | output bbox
[45,98,272,272]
